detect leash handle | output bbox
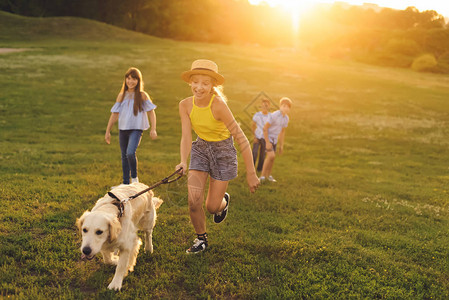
[162,167,183,184]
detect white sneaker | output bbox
[131,177,139,183]
[186,238,208,254]
[267,175,277,182]
[259,176,266,182]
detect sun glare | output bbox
[276,1,304,34]
[249,0,449,18]
[249,0,449,47]
[249,0,314,42]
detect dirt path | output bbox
[0,48,28,54]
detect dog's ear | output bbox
[152,197,163,210]
[75,211,90,233]
[108,216,122,242]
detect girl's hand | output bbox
[278,145,284,155]
[105,131,111,144]
[175,162,188,175]
[150,129,157,140]
[265,141,273,152]
[246,173,260,193]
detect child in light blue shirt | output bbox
[105,67,157,185]
[260,97,292,182]
[251,98,271,172]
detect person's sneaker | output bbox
[214,193,230,224]
[186,238,208,254]
[259,176,266,183]
[267,175,277,182]
[131,177,139,183]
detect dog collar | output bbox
[108,192,125,218]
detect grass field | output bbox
[2,10,449,299]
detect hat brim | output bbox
[181,69,225,85]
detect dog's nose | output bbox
[82,246,92,256]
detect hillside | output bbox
[0,10,157,43]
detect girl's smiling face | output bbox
[126,75,138,91]
[190,74,214,101]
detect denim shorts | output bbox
[189,136,238,181]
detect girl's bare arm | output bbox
[176,99,192,175]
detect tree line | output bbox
[2,0,448,72]
[300,4,449,73]
[0,0,293,45]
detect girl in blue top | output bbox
[105,67,157,185]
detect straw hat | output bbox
[181,59,225,85]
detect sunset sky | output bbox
[248,0,449,18]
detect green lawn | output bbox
[1,11,449,299]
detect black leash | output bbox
[108,168,183,217]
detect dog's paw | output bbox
[144,244,154,253]
[108,280,122,291]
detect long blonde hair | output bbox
[213,83,227,103]
[119,67,145,116]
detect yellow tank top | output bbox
[189,95,231,142]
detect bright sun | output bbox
[248,0,315,14]
[248,0,314,35]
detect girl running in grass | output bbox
[105,67,157,186]
[175,59,260,254]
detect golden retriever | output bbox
[76,182,163,290]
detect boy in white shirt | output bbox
[251,98,271,172]
[260,97,292,182]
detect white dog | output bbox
[76,182,163,290]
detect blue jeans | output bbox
[252,138,266,172]
[119,130,143,184]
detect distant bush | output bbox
[438,51,449,64]
[411,54,437,72]
[355,51,413,68]
[433,52,449,73]
[384,38,422,56]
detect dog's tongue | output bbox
[81,254,86,260]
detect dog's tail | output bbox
[152,197,163,209]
